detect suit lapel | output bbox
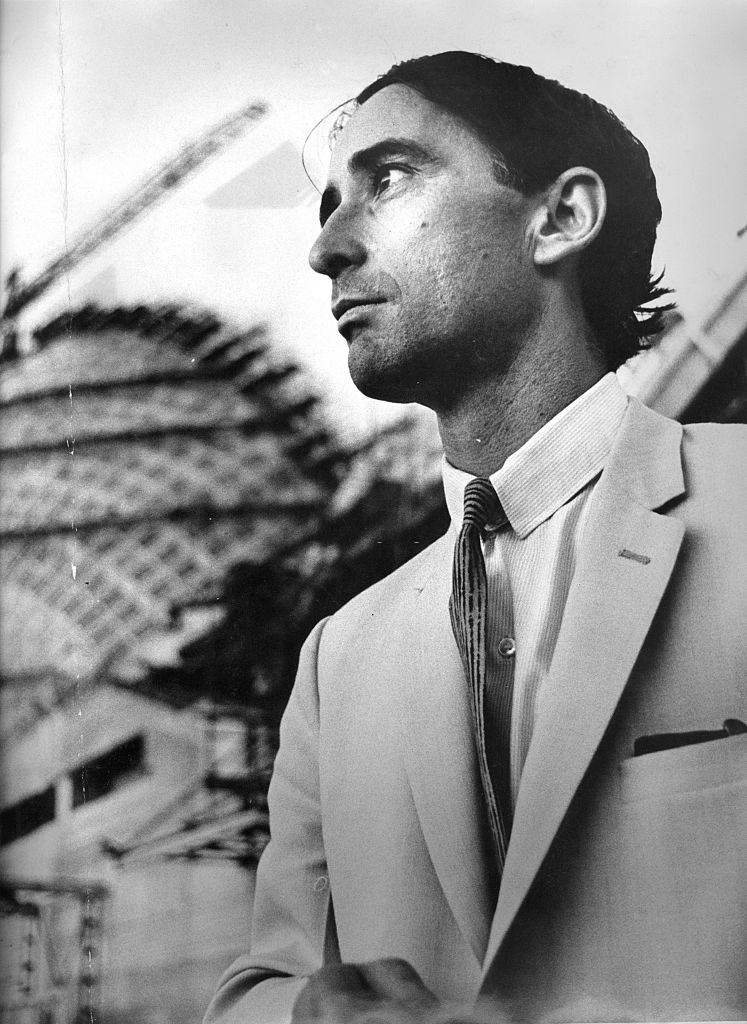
[398,533,495,967]
[481,400,686,977]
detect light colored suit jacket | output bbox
[205,400,747,1023]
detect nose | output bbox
[309,205,367,279]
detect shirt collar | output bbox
[442,373,629,538]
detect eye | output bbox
[372,164,410,197]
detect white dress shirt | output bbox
[442,372,629,803]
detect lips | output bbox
[332,296,385,321]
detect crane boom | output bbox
[3,100,268,320]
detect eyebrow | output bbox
[318,137,437,226]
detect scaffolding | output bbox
[0,879,107,1024]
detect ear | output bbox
[531,167,607,268]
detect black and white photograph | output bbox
[1,2,745,1022]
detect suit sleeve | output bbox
[204,618,338,1024]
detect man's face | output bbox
[309,85,540,410]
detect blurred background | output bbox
[1,1,745,1021]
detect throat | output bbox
[437,363,607,476]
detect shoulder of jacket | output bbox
[681,420,747,445]
[680,420,747,474]
[325,530,451,628]
[674,420,747,521]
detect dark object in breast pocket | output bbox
[633,718,747,757]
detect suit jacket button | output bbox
[498,637,516,658]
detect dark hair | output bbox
[357,52,674,370]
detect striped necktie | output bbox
[449,477,513,873]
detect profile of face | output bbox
[308,85,541,410]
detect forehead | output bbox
[327,83,496,182]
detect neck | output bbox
[436,320,608,476]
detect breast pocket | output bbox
[612,734,747,1007]
[618,731,747,802]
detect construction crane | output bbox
[1,99,268,329]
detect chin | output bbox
[347,354,427,406]
[349,373,416,405]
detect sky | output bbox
[2,0,746,429]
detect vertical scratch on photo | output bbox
[56,7,76,588]
[57,0,88,910]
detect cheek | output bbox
[380,203,527,321]
[441,214,528,303]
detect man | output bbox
[206,53,746,1023]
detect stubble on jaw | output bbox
[344,240,536,411]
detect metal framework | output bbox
[0,307,329,739]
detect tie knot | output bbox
[462,478,506,531]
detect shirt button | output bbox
[498,637,516,659]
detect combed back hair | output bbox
[357,52,674,370]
